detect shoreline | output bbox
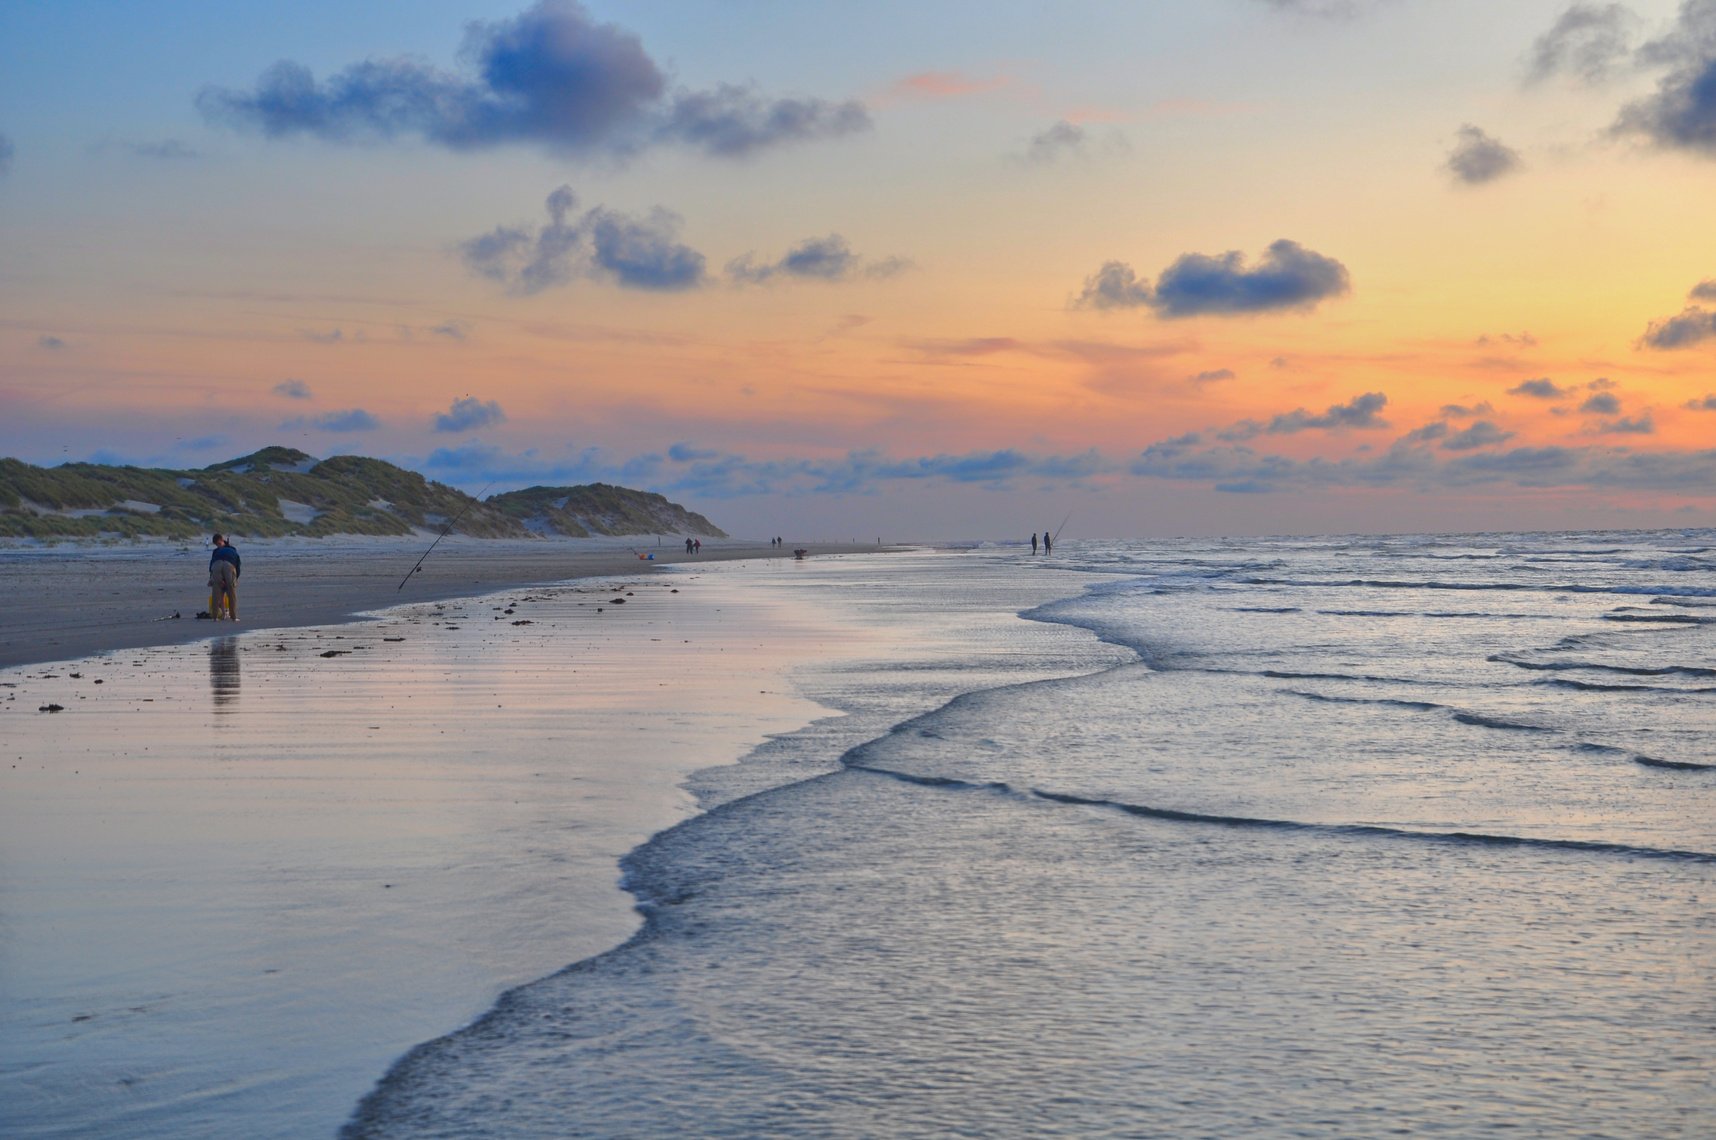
[0,536,895,671]
[1,554,911,1138]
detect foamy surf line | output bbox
[0,560,888,1140]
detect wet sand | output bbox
[0,555,903,1138]
[0,536,886,670]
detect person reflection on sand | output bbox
[210,636,240,711]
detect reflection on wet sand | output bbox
[209,637,240,711]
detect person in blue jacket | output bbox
[209,533,241,621]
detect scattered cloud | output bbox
[1022,120,1088,165]
[728,234,910,285]
[273,378,313,400]
[1580,391,1621,414]
[1445,124,1522,184]
[460,185,705,294]
[197,0,868,161]
[1401,421,1449,445]
[1013,119,1128,166]
[423,440,1115,499]
[1267,391,1389,433]
[1075,261,1154,310]
[886,71,1016,101]
[1525,3,1638,85]
[1612,1,1716,156]
[1691,278,1716,301]
[1217,392,1389,442]
[1442,420,1515,450]
[911,337,1024,357]
[433,396,506,433]
[421,432,1716,502]
[1594,414,1655,434]
[1076,239,1351,318]
[661,83,870,158]
[1683,393,1716,409]
[37,335,67,350]
[283,409,380,432]
[1508,377,1570,398]
[1475,331,1537,347]
[301,328,345,344]
[430,320,469,340]
[1189,368,1237,384]
[1132,434,1716,496]
[1441,401,1495,417]
[1638,305,1716,349]
[586,206,707,289]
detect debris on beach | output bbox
[39,704,64,713]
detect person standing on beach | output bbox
[209,533,241,621]
[1031,533,1038,554]
[1043,530,1052,555]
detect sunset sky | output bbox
[3,0,1714,539]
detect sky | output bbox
[3,0,1715,540]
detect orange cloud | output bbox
[885,70,1018,101]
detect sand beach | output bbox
[0,536,885,672]
[0,540,909,1137]
[6,534,1712,1138]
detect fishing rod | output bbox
[397,482,493,590]
[1052,511,1072,543]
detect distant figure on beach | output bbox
[1042,530,1052,555]
[694,539,701,554]
[685,537,694,554]
[1031,533,1038,554]
[208,533,241,621]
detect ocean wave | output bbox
[1540,677,1716,695]
[1281,689,1445,711]
[838,759,1716,871]
[1617,557,1714,571]
[842,763,1716,861]
[1490,656,1716,678]
[1633,755,1716,772]
[1584,743,1716,772]
[1258,668,1425,684]
[1245,577,1716,598]
[1601,613,1705,624]
[1019,784,1716,864]
[1452,711,1553,732]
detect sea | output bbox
[345,531,1715,1138]
[5,531,1713,1137]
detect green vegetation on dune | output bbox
[487,483,726,538]
[0,449,725,541]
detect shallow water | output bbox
[348,533,1715,1138]
[0,565,918,1138]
